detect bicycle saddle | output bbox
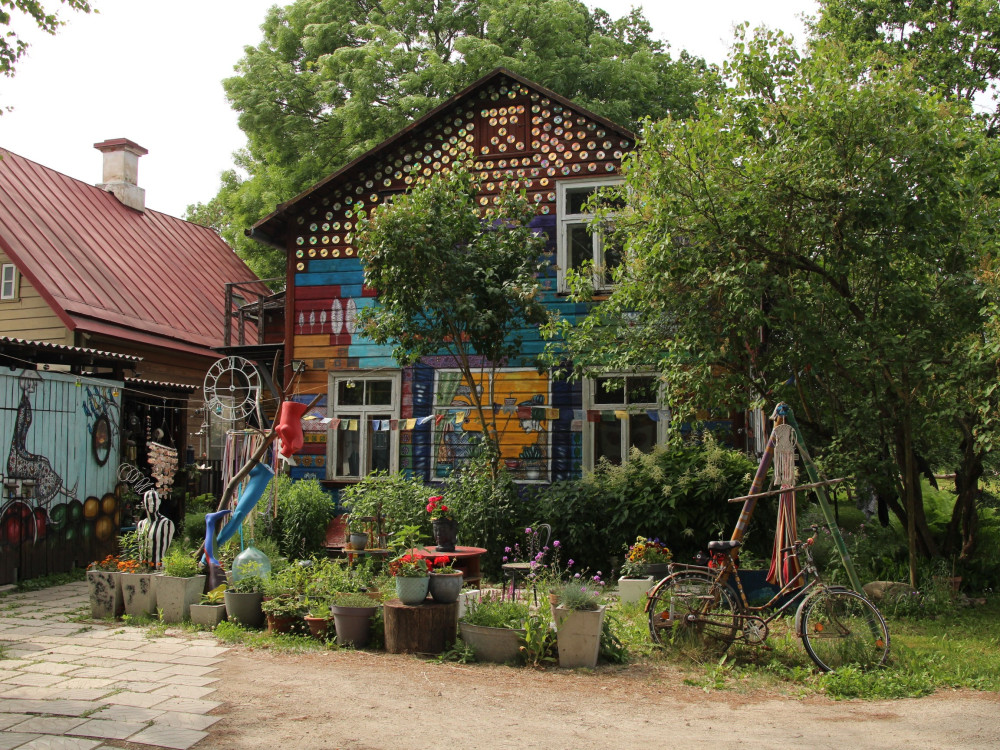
[707,540,742,552]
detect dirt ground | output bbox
[208,648,1000,750]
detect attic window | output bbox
[1,264,19,301]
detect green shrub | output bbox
[526,436,762,573]
[265,475,336,559]
[339,470,428,541]
[461,592,530,629]
[162,546,202,577]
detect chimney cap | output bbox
[93,138,148,156]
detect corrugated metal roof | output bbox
[125,376,198,393]
[0,147,271,356]
[0,335,141,363]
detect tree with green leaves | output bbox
[810,0,1000,135]
[191,0,721,278]
[356,165,548,475]
[1,0,92,76]
[547,29,1000,587]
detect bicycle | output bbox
[645,526,890,672]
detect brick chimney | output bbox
[94,138,148,212]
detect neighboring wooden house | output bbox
[0,139,267,581]
[250,69,711,490]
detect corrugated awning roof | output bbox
[0,335,141,371]
[0,147,272,357]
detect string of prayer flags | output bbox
[419,414,435,425]
[614,410,629,420]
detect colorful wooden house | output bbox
[250,69,675,489]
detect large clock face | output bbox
[203,356,261,422]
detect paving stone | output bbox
[19,663,80,677]
[165,657,222,668]
[125,725,207,750]
[110,682,163,694]
[0,699,97,717]
[0,731,42,749]
[0,687,114,703]
[164,676,217,688]
[152,712,221,731]
[8,716,87,735]
[150,685,217,700]
[148,698,221,715]
[87,706,164,724]
[16,738,104,750]
[99,691,170,709]
[2,674,67,688]
[70,718,147,740]
[152,665,214,678]
[0,714,33,730]
[55,680,114,692]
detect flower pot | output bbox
[617,576,654,605]
[554,604,606,669]
[428,572,464,604]
[224,591,264,628]
[190,603,227,628]
[349,532,368,550]
[332,604,378,647]
[304,615,333,640]
[459,622,525,664]
[119,572,158,618]
[395,576,430,605]
[266,613,297,634]
[155,574,206,623]
[432,519,458,552]
[87,570,124,619]
[640,563,670,579]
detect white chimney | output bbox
[94,138,148,212]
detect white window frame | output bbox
[1,263,19,301]
[582,372,668,472]
[556,177,624,292]
[326,371,401,481]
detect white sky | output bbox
[0,0,817,220]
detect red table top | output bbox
[421,546,487,558]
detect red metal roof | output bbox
[0,147,270,357]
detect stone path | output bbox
[0,581,227,750]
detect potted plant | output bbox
[224,564,265,628]
[155,546,207,623]
[331,592,379,647]
[616,556,654,605]
[551,577,607,669]
[87,554,124,619]
[427,555,463,604]
[261,594,306,634]
[190,585,228,628]
[426,494,458,552]
[303,598,334,639]
[348,520,369,551]
[261,564,308,633]
[117,531,158,618]
[389,526,430,605]
[625,536,672,579]
[458,592,529,664]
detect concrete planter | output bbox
[554,604,606,669]
[459,622,525,664]
[120,573,158,618]
[155,575,206,623]
[190,603,227,628]
[87,570,124,619]
[617,576,654,605]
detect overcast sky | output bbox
[0,1,817,220]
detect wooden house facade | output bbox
[251,69,681,490]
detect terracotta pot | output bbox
[304,615,332,640]
[266,613,297,634]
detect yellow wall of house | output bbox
[0,249,71,344]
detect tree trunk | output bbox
[383,598,458,654]
[894,418,939,589]
[947,415,981,560]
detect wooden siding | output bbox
[0,369,121,584]
[282,74,633,484]
[0,249,70,344]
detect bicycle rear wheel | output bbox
[647,572,738,649]
[799,588,890,672]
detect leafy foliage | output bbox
[339,470,430,540]
[0,0,92,76]
[263,474,336,559]
[192,0,721,277]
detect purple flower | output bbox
[504,546,511,553]
[553,540,561,548]
[534,552,545,562]
[567,559,574,567]
[502,556,508,562]
[574,573,581,579]
[525,527,532,535]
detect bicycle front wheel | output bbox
[647,572,738,649]
[799,588,890,672]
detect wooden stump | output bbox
[383,598,458,654]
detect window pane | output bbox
[366,380,393,405]
[594,419,622,465]
[568,224,593,270]
[566,187,596,214]
[369,414,391,472]
[593,377,625,405]
[337,380,364,406]
[335,415,361,476]
[629,413,657,454]
[627,376,658,405]
[602,233,622,279]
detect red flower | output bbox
[433,556,450,567]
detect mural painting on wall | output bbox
[0,370,121,550]
[432,369,552,481]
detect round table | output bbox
[420,546,487,587]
